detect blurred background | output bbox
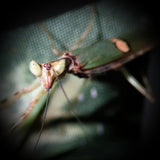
[0,0,160,159]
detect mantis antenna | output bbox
[55,72,88,143]
[32,69,87,153]
[32,87,50,153]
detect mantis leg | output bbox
[142,74,155,101]
[11,87,47,131]
[0,79,41,109]
[69,5,95,51]
[120,67,155,103]
[38,22,63,56]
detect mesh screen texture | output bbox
[0,1,152,112]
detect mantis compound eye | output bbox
[29,60,42,77]
[53,59,66,76]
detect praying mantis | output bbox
[0,1,159,159]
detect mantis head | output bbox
[29,59,68,90]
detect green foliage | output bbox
[0,1,155,159]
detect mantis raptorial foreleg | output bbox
[0,79,41,109]
[0,78,47,131]
[11,87,47,131]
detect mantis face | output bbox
[29,58,71,90]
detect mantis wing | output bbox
[0,1,158,159]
